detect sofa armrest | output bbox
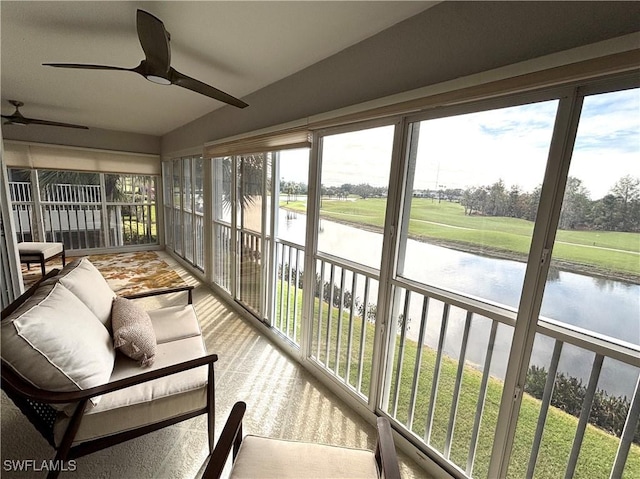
[122,285,194,304]
[1,269,60,320]
[202,401,246,479]
[1,352,218,404]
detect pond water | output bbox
[278,210,640,397]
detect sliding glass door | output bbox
[383,99,558,477]
[236,153,271,317]
[308,123,396,401]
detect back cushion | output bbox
[56,257,116,330]
[1,282,116,412]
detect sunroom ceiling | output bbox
[0,1,435,137]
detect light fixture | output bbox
[146,75,171,85]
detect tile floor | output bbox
[1,252,429,478]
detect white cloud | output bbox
[279,88,639,199]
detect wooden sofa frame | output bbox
[1,270,217,479]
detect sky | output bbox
[279,88,639,200]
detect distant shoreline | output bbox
[285,206,640,285]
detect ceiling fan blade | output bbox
[43,63,132,72]
[170,68,248,109]
[136,10,170,71]
[25,118,89,129]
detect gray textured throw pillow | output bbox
[111,296,157,367]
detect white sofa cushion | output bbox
[1,282,116,412]
[229,436,379,479]
[54,335,209,446]
[148,304,202,343]
[56,257,116,329]
[112,296,157,367]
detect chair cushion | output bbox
[1,282,116,412]
[112,297,157,367]
[55,257,116,330]
[18,241,64,258]
[54,335,209,446]
[148,304,202,343]
[229,436,379,479]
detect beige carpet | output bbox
[21,251,186,295]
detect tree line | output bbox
[281,175,640,233]
[280,181,388,200]
[460,175,640,232]
[525,365,639,444]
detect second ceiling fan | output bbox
[44,9,248,109]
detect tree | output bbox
[487,179,508,216]
[507,185,524,218]
[559,177,591,230]
[609,175,640,232]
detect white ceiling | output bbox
[1,1,434,137]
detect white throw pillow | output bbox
[1,282,116,412]
[57,257,116,330]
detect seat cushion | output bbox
[230,436,379,479]
[18,241,64,258]
[54,335,209,446]
[148,304,202,343]
[54,257,116,329]
[1,282,115,412]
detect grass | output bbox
[120,206,158,242]
[283,198,640,279]
[272,280,640,478]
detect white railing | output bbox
[194,212,204,270]
[309,253,381,401]
[381,277,639,479]
[9,179,157,250]
[41,183,101,203]
[274,239,305,346]
[9,181,32,202]
[238,229,265,316]
[213,221,232,293]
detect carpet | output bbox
[21,251,186,295]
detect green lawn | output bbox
[283,198,640,278]
[273,280,640,478]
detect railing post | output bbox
[30,170,45,242]
[610,374,640,479]
[203,157,213,283]
[99,173,110,248]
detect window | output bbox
[9,168,158,250]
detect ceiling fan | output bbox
[43,9,248,109]
[1,100,89,129]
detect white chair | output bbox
[202,402,401,479]
[18,241,66,276]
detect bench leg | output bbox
[40,254,46,277]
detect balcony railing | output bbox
[274,239,304,346]
[305,253,380,401]
[9,180,157,250]
[240,233,640,478]
[213,221,232,293]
